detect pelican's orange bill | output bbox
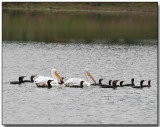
[87,72,97,83]
[55,72,64,83]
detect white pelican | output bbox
[64,68,96,87]
[34,69,64,87]
[70,81,85,88]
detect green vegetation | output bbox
[2,2,157,13]
[2,9,157,43]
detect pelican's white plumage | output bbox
[34,69,63,87]
[64,68,96,87]
[34,75,52,86]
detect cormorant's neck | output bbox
[47,81,52,88]
[112,82,116,87]
[131,79,134,85]
[19,77,24,83]
[114,81,117,87]
[80,81,84,88]
[148,80,151,86]
[31,77,34,82]
[99,79,102,84]
[120,81,123,86]
[19,77,21,83]
[60,79,64,84]
[109,80,112,85]
[140,81,143,86]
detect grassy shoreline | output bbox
[2,2,157,13]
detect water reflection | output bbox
[2,9,157,43]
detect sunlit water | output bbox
[2,40,157,124]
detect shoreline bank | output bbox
[2,2,157,13]
[2,7,157,14]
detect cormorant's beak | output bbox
[87,72,96,83]
[55,71,64,83]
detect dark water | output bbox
[2,9,158,125]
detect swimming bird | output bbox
[70,81,85,88]
[112,80,119,87]
[64,68,96,87]
[91,78,104,86]
[23,75,36,83]
[108,80,112,85]
[34,68,64,87]
[122,78,134,86]
[38,80,53,88]
[116,81,125,87]
[58,77,65,84]
[142,80,151,87]
[99,79,112,86]
[100,80,118,89]
[132,80,145,88]
[10,76,26,84]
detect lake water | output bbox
[2,9,158,125]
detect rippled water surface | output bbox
[3,40,157,125]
